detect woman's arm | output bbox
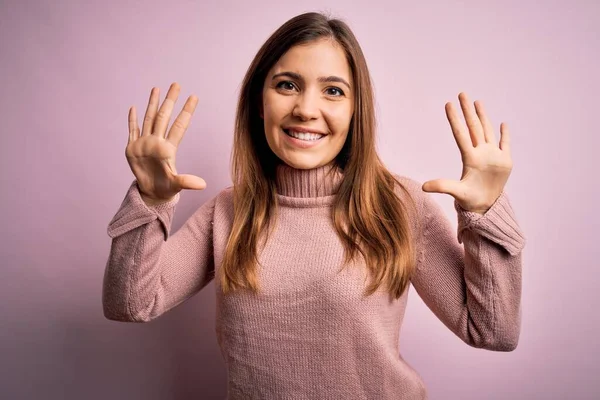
[410,188,526,351]
[102,180,216,323]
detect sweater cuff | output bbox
[107,180,180,241]
[454,191,526,256]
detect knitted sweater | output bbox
[103,163,525,400]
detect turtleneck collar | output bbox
[275,162,344,198]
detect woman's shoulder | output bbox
[212,186,234,211]
[187,186,234,229]
[391,173,421,189]
[215,185,234,200]
[389,173,426,204]
[188,185,234,217]
[387,173,433,229]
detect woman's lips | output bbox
[282,128,325,149]
[285,127,325,134]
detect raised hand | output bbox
[126,82,205,205]
[422,92,513,214]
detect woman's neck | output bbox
[275,162,343,198]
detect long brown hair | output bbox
[219,12,417,299]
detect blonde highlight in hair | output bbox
[218,12,417,299]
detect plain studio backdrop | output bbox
[1,0,597,399]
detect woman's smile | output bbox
[282,127,326,149]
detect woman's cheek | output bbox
[325,108,352,134]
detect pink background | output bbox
[1,0,598,398]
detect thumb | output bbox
[175,174,207,191]
[422,179,461,196]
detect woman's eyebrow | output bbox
[272,71,351,90]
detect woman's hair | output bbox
[218,12,417,299]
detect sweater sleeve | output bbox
[409,189,526,351]
[102,180,216,323]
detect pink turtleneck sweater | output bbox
[103,164,525,399]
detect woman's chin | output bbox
[279,155,328,170]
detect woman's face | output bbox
[261,38,354,170]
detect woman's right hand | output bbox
[126,82,206,206]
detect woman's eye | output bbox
[326,87,344,97]
[276,81,296,91]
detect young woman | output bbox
[103,12,525,399]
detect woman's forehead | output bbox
[270,40,352,82]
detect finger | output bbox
[175,174,207,191]
[128,106,140,144]
[167,95,199,147]
[458,92,485,146]
[474,100,496,144]
[153,82,181,138]
[445,102,472,154]
[499,122,511,153]
[141,87,159,137]
[422,179,463,199]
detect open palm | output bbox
[422,92,513,214]
[126,82,205,205]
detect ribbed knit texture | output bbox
[103,163,526,400]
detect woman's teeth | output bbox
[285,130,324,141]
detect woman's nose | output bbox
[292,92,320,121]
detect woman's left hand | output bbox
[422,92,513,215]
